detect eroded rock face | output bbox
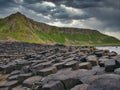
[71,84,89,90]
[0,42,120,90]
[87,74,120,90]
[38,66,57,76]
[23,76,42,88]
[104,59,116,72]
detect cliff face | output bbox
[0,12,120,46]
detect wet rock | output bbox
[86,55,98,66]
[53,62,65,69]
[91,66,105,75]
[18,73,32,82]
[98,58,109,67]
[8,75,19,81]
[0,63,16,74]
[12,85,30,90]
[10,70,20,76]
[115,57,120,67]
[0,80,18,89]
[64,61,79,70]
[79,62,92,70]
[87,74,120,90]
[104,59,116,72]
[109,52,117,57]
[79,55,87,62]
[38,67,57,76]
[94,51,103,57]
[71,84,89,90]
[114,68,120,75]
[23,76,42,88]
[32,61,52,70]
[0,87,9,90]
[56,75,81,89]
[42,80,65,90]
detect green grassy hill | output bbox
[0,12,120,46]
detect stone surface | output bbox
[12,85,30,90]
[64,61,79,70]
[18,73,32,82]
[23,76,42,88]
[104,59,116,72]
[88,74,120,90]
[114,68,120,75]
[86,55,98,66]
[53,62,65,69]
[71,84,89,90]
[42,80,65,90]
[38,67,57,76]
[79,62,92,70]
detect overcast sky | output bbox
[0,0,120,39]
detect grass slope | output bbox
[0,12,120,46]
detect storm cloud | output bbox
[0,0,120,39]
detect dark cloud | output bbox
[0,0,120,38]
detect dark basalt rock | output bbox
[79,62,92,70]
[0,80,18,89]
[38,66,57,76]
[18,73,33,83]
[114,68,120,75]
[71,84,89,90]
[12,85,30,90]
[104,59,116,72]
[42,80,65,90]
[0,87,10,90]
[10,70,20,76]
[23,76,42,88]
[8,75,19,81]
[87,74,120,90]
[86,55,98,66]
[94,51,103,57]
[64,61,79,70]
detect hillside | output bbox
[0,12,120,46]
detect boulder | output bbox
[115,57,120,67]
[38,67,57,76]
[79,55,87,62]
[10,70,20,76]
[0,80,18,89]
[23,76,42,88]
[79,62,92,70]
[87,74,120,90]
[104,59,116,72]
[71,84,89,90]
[18,73,32,82]
[55,75,81,90]
[64,61,79,70]
[42,80,65,90]
[91,66,105,75]
[114,68,120,75]
[86,55,98,66]
[32,61,52,70]
[8,75,19,81]
[0,87,10,90]
[12,85,30,90]
[53,62,65,69]
[98,58,109,67]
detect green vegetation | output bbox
[0,12,120,46]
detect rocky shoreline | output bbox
[0,42,120,90]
